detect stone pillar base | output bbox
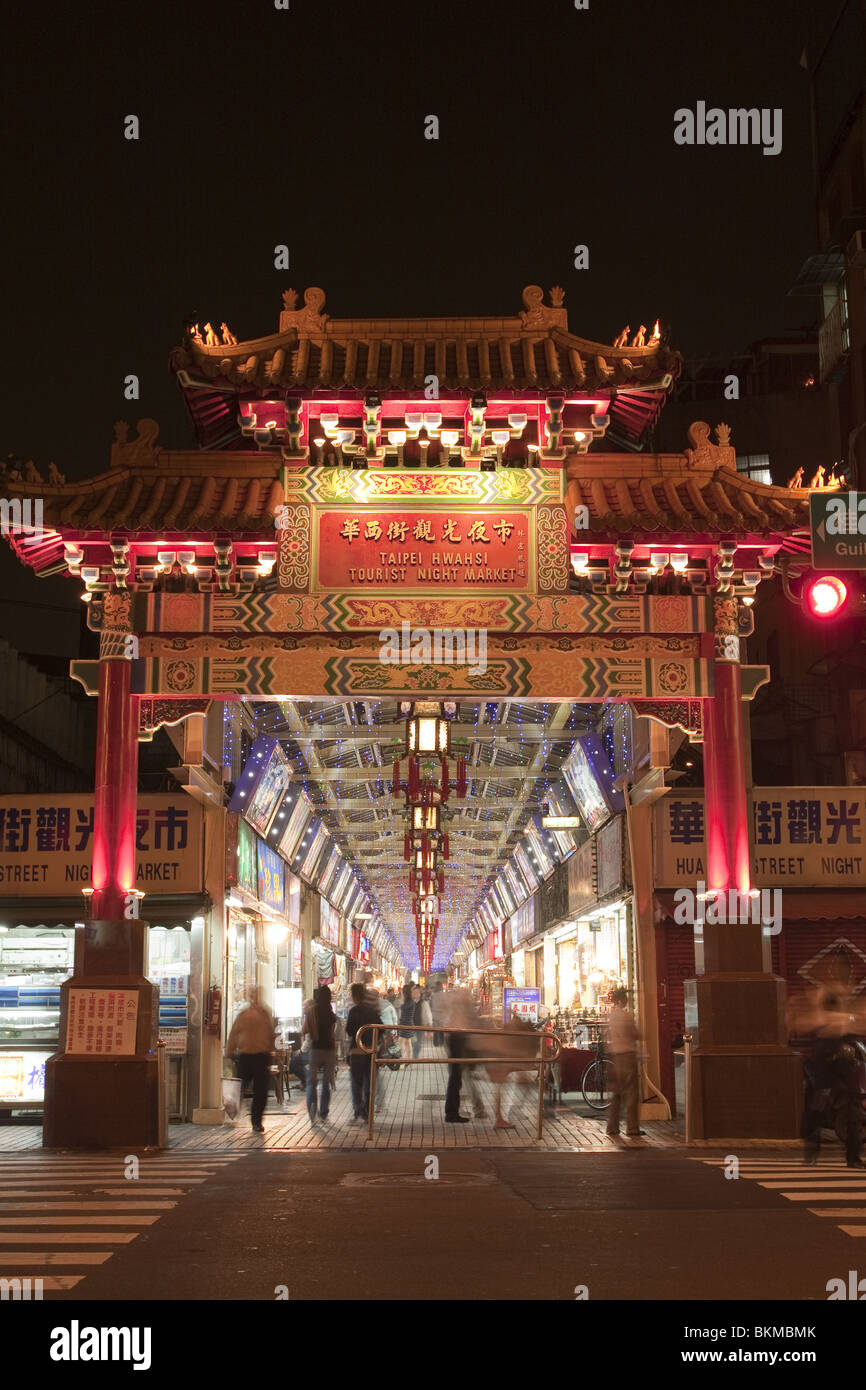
[44,1054,162,1150]
[42,920,162,1151]
[192,1107,225,1125]
[687,1045,802,1140]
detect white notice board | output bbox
[66,989,139,1056]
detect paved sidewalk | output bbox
[0,1047,683,1152]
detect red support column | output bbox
[682,592,800,1139]
[91,658,139,920]
[704,661,751,896]
[43,599,161,1149]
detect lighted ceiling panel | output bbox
[245,697,585,971]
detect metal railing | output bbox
[355,1022,562,1140]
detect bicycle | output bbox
[580,1025,615,1110]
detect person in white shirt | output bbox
[605,988,644,1138]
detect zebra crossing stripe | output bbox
[0,1154,243,1289]
[809,1208,866,1217]
[0,1253,113,1265]
[0,1217,159,1226]
[701,1157,866,1238]
[758,1180,866,1189]
[0,1201,177,1210]
[781,1191,866,1201]
[0,1201,178,1211]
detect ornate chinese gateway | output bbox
[4,283,819,1144]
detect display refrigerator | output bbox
[0,926,75,1114]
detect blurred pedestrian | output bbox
[376,987,399,1113]
[303,985,336,1124]
[411,984,432,1059]
[605,988,644,1138]
[225,987,276,1134]
[430,981,447,1048]
[444,988,475,1123]
[346,983,381,1123]
[801,987,865,1168]
[398,983,415,1060]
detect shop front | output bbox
[0,793,206,1120]
[479,926,505,1020]
[225,816,304,1041]
[0,895,207,1119]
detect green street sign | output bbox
[809,492,866,569]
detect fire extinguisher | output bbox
[204,986,222,1036]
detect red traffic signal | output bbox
[805,574,848,618]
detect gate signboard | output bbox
[314,507,532,592]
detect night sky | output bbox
[3,0,821,647]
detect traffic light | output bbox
[805,574,849,618]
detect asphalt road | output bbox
[55,1147,859,1303]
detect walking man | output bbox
[346,982,381,1123]
[225,987,276,1134]
[605,988,644,1139]
[444,988,475,1124]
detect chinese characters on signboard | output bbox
[568,839,598,915]
[596,816,626,898]
[503,987,541,1024]
[315,508,531,591]
[653,789,866,887]
[0,795,202,895]
[0,1052,52,1102]
[236,818,257,896]
[66,990,139,1056]
[256,840,286,914]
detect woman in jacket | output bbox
[302,985,337,1124]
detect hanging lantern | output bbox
[407,754,419,800]
[412,803,440,834]
[415,846,437,874]
[441,755,449,803]
[405,703,451,758]
[443,833,450,860]
[403,833,410,861]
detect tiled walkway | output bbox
[0,1044,684,1152]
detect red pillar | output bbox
[90,658,139,920]
[44,612,160,1149]
[704,661,751,895]
[683,600,800,1138]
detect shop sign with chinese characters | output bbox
[0,794,202,895]
[503,986,541,1024]
[66,990,139,1056]
[256,840,285,914]
[597,816,628,898]
[159,1027,187,1056]
[653,789,866,887]
[314,508,532,592]
[568,838,598,915]
[0,1052,52,1102]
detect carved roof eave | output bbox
[565,455,811,541]
[1,453,814,582]
[172,322,680,397]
